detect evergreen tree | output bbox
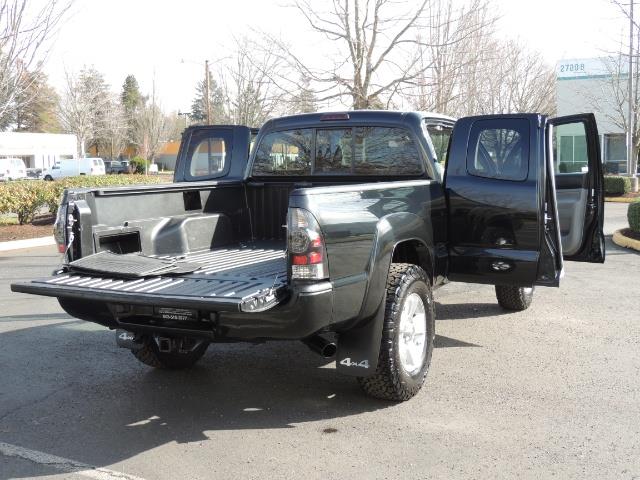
[190,70,227,124]
[120,75,144,147]
[288,76,317,114]
[121,75,143,115]
[13,70,60,132]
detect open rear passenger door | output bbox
[443,113,604,289]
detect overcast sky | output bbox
[43,0,626,112]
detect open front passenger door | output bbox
[547,114,605,263]
[443,113,604,289]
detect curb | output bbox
[605,197,638,203]
[612,229,640,252]
[0,236,56,252]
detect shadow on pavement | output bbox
[435,301,509,320]
[605,234,640,255]
[435,334,481,348]
[0,321,391,477]
[0,301,488,478]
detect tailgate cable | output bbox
[63,211,76,259]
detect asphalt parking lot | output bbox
[0,202,638,480]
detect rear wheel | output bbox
[132,336,209,369]
[44,175,53,181]
[358,263,435,401]
[495,285,534,311]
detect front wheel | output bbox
[495,285,534,311]
[43,175,53,181]
[358,263,435,401]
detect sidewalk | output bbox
[0,236,55,253]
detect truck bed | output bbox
[13,241,288,313]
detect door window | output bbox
[467,119,529,181]
[553,123,589,173]
[186,130,233,179]
[425,123,452,165]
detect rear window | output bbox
[93,159,103,166]
[252,129,313,176]
[252,126,422,176]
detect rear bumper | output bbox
[12,280,334,340]
[217,281,334,339]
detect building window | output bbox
[604,134,627,174]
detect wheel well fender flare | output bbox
[360,212,434,320]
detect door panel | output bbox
[548,114,605,262]
[444,114,547,287]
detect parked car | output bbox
[13,111,605,402]
[26,168,43,180]
[104,160,132,174]
[43,158,106,181]
[0,157,27,181]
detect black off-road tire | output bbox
[132,338,209,369]
[495,285,535,311]
[357,263,435,402]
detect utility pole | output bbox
[205,59,211,125]
[178,111,190,128]
[628,1,639,190]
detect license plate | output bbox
[156,308,196,321]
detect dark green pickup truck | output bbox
[12,110,605,401]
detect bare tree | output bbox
[409,0,495,115]
[467,39,556,116]
[404,2,554,118]
[580,53,639,176]
[98,94,128,160]
[0,0,71,128]
[132,82,168,164]
[272,0,493,109]
[57,67,110,158]
[218,37,289,126]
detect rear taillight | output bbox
[287,208,328,280]
[53,201,68,253]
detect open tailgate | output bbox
[11,244,288,313]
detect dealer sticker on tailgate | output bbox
[156,307,196,321]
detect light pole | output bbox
[178,111,190,128]
[205,59,211,125]
[181,58,213,125]
[628,1,635,182]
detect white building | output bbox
[556,57,629,173]
[0,132,77,170]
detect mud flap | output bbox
[335,299,385,377]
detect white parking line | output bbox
[0,442,146,480]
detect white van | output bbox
[0,157,27,181]
[43,158,105,181]
[80,157,105,176]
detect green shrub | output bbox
[603,176,631,195]
[129,156,148,174]
[628,200,640,232]
[0,182,47,224]
[0,175,167,224]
